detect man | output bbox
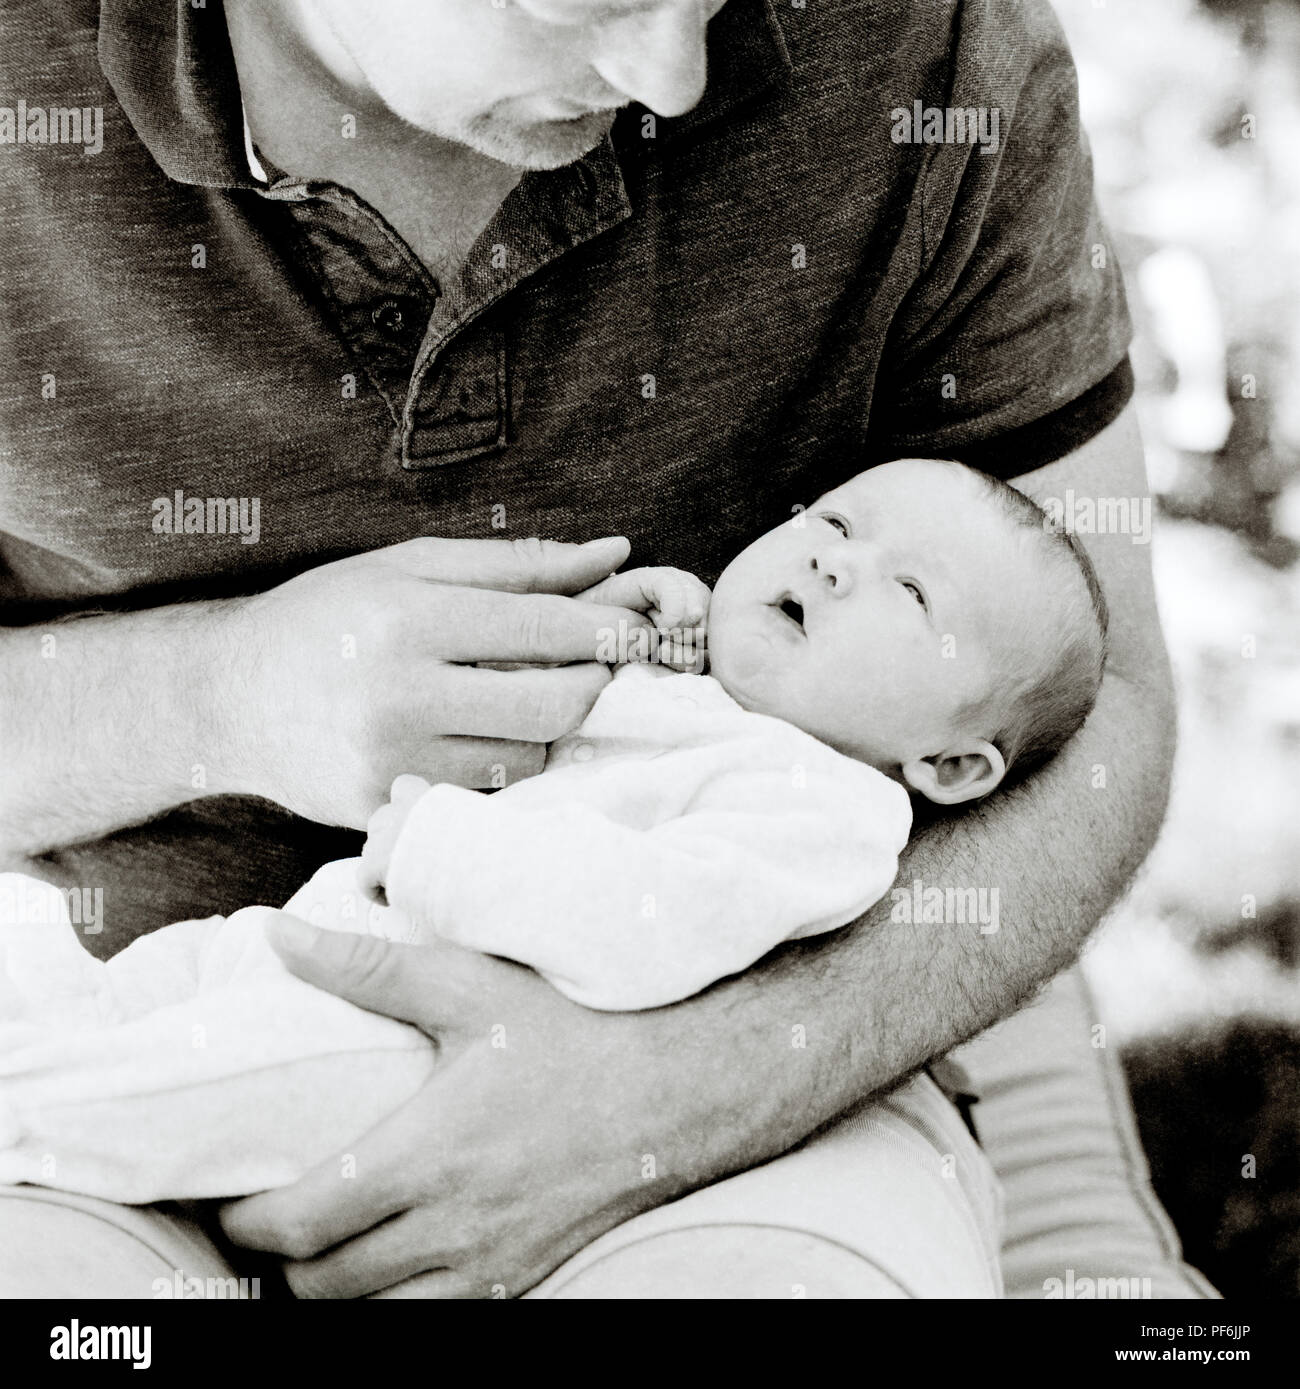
[0,0,1173,1297]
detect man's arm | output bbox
[223,401,1175,1297]
[0,601,245,862]
[0,538,638,862]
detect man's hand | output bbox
[212,536,651,829]
[219,918,686,1298]
[0,535,652,860]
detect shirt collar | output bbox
[241,102,269,185]
[98,0,791,191]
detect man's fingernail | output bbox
[267,915,319,953]
[581,535,626,549]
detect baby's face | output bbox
[708,459,1034,772]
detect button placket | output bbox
[399,136,633,470]
[402,329,508,467]
[269,183,440,428]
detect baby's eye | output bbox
[901,580,928,611]
[821,514,849,536]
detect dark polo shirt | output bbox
[1,0,1133,953]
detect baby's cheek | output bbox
[710,637,776,706]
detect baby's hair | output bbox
[950,464,1110,787]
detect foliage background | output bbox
[1052,0,1300,1298]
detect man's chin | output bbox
[461,110,617,170]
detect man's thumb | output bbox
[263,914,435,1030]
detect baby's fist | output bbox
[358,774,432,904]
[577,565,710,672]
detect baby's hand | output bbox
[577,566,710,672]
[358,774,432,904]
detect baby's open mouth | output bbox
[774,594,805,633]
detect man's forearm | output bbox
[0,601,246,860]
[634,660,1176,1188]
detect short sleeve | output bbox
[866,0,1133,478]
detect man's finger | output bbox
[412,736,546,790]
[282,1208,459,1300]
[261,920,435,1028]
[219,1088,437,1261]
[367,1268,475,1300]
[260,915,520,1031]
[437,663,612,742]
[380,535,630,595]
[432,589,652,665]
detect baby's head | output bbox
[707,459,1108,805]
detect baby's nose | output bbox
[809,554,853,597]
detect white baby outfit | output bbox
[0,664,912,1202]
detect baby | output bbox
[0,459,1107,1203]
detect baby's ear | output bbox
[901,741,1006,806]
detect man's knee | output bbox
[529,1076,1002,1300]
[536,1224,911,1299]
[0,1188,245,1299]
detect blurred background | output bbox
[1051,0,1300,1299]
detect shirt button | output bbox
[573,743,595,762]
[372,298,415,336]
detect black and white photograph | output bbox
[0,0,1296,1356]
